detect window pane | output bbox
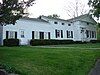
[21,31,25,38]
[62,23,64,25]
[57,30,60,37]
[68,24,71,26]
[9,31,15,38]
[86,30,89,38]
[54,22,58,24]
[40,32,44,39]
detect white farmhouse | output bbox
[0,14,97,45]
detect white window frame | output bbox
[20,30,25,38]
[8,31,15,38]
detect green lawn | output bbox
[97,34,100,40]
[0,43,100,75]
[46,43,100,48]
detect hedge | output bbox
[3,39,19,46]
[30,39,74,46]
[90,40,100,43]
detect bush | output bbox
[90,40,100,43]
[30,39,74,46]
[3,39,19,46]
[73,41,87,44]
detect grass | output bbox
[97,34,100,40]
[0,43,100,75]
[46,43,100,48]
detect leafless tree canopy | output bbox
[65,0,88,18]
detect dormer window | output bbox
[62,23,65,25]
[54,22,58,24]
[68,24,71,26]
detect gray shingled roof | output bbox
[66,14,97,24]
[40,15,69,22]
[21,14,96,24]
[21,17,49,23]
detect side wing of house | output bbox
[67,14,97,42]
[76,15,97,42]
[0,25,3,45]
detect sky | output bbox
[0,0,99,21]
[28,0,90,19]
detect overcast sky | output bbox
[1,0,99,21]
[28,0,90,19]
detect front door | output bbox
[20,30,28,45]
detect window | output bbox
[92,31,95,38]
[68,24,71,26]
[57,30,60,37]
[48,32,50,39]
[94,31,96,38]
[32,31,34,39]
[54,22,58,24]
[55,29,60,38]
[9,32,14,38]
[62,23,65,25]
[21,30,25,38]
[6,31,17,39]
[39,32,44,39]
[67,31,70,38]
[66,31,73,38]
[86,30,89,38]
[87,22,89,25]
[35,31,38,39]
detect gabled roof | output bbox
[67,14,97,24]
[21,14,97,24]
[40,15,68,22]
[40,14,97,24]
[21,17,49,23]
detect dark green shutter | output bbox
[55,29,57,38]
[71,31,73,38]
[67,31,68,38]
[6,31,9,39]
[61,30,63,38]
[32,31,34,39]
[15,32,17,39]
[48,32,50,39]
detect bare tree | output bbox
[65,0,88,18]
